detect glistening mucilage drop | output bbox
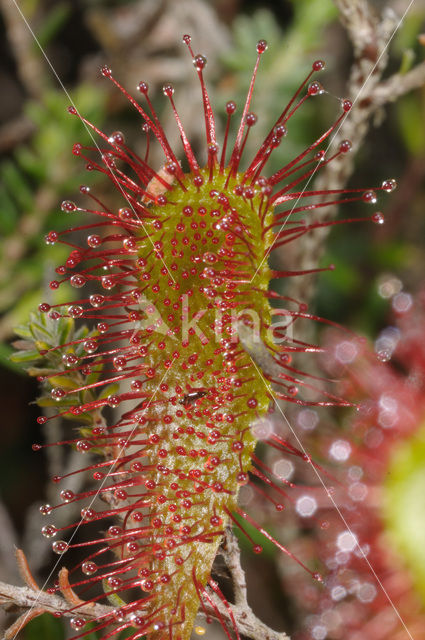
[27,34,395,640]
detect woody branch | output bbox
[285,0,425,305]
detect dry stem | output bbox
[0,0,47,98]
[285,0,425,306]
[0,571,288,640]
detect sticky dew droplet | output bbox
[372,212,384,225]
[193,55,207,71]
[70,617,86,631]
[41,525,58,538]
[52,540,69,555]
[70,274,86,288]
[256,39,268,54]
[61,200,76,212]
[39,504,52,516]
[382,178,397,192]
[82,561,98,575]
[308,81,325,96]
[362,190,377,204]
[60,489,74,502]
[108,131,125,145]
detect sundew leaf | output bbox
[14,30,395,640]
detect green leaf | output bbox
[49,375,81,390]
[1,160,33,211]
[31,319,55,342]
[58,317,77,346]
[232,513,277,559]
[14,146,45,180]
[10,349,42,364]
[383,423,425,606]
[0,183,18,233]
[38,2,71,47]
[98,382,120,400]
[26,366,60,377]
[0,342,25,373]
[21,612,65,640]
[399,48,415,75]
[36,395,75,408]
[397,93,425,155]
[102,578,128,607]
[14,324,33,339]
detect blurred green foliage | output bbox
[22,613,65,640]
[220,0,338,176]
[0,84,106,369]
[22,613,137,640]
[384,424,425,606]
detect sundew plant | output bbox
[13,36,393,639]
[6,6,424,639]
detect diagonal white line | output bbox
[11,361,175,639]
[250,0,416,283]
[248,355,415,640]
[9,0,175,283]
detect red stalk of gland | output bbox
[29,36,395,640]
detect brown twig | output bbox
[3,607,46,640]
[0,0,47,98]
[0,505,20,586]
[370,60,425,104]
[203,587,290,640]
[0,574,288,640]
[205,528,290,640]
[58,568,91,609]
[333,0,378,55]
[0,579,111,622]
[0,116,35,153]
[221,528,248,606]
[14,549,39,593]
[284,0,425,307]
[2,545,284,640]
